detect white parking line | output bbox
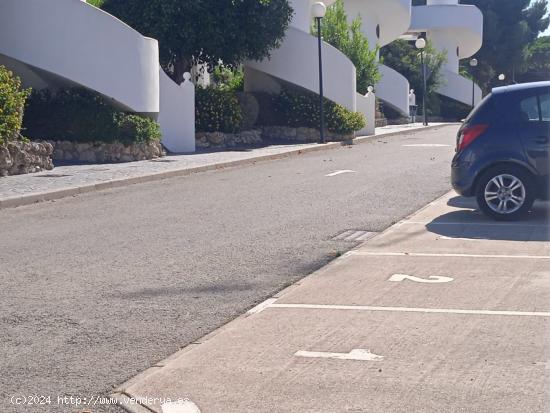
[247,298,278,315]
[295,349,384,361]
[403,221,550,228]
[325,170,356,177]
[347,251,550,260]
[402,144,451,147]
[271,303,550,318]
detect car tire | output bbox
[475,165,535,221]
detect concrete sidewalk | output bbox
[0,123,449,209]
[114,193,550,413]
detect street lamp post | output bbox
[312,2,327,144]
[415,38,428,126]
[469,58,478,108]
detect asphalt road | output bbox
[0,125,458,413]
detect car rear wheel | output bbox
[476,166,535,221]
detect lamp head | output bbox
[415,38,426,49]
[312,2,326,18]
[367,86,374,93]
[498,73,506,81]
[470,58,478,67]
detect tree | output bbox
[380,39,446,114]
[101,0,293,84]
[519,36,550,82]
[461,0,549,90]
[320,0,380,94]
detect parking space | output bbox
[119,192,550,412]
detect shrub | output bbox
[212,66,244,92]
[23,88,161,144]
[114,114,161,144]
[195,87,243,133]
[0,66,30,145]
[272,88,365,134]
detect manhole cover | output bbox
[331,230,378,242]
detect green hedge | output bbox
[195,87,243,133]
[0,66,30,146]
[272,88,365,134]
[23,88,160,144]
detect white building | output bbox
[0,0,195,153]
[410,0,483,106]
[0,0,483,149]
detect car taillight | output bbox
[456,124,488,152]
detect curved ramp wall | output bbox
[0,0,160,114]
[245,0,356,113]
[410,0,483,106]
[245,26,356,111]
[343,0,412,116]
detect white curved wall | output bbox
[245,26,356,111]
[343,0,412,117]
[0,0,160,113]
[377,64,410,115]
[439,69,482,107]
[410,0,484,106]
[343,0,411,48]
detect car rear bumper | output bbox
[451,160,475,197]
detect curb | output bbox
[111,189,456,413]
[0,124,453,210]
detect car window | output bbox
[519,96,540,122]
[540,93,550,121]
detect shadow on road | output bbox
[426,196,550,242]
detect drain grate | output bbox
[331,230,378,242]
[34,174,73,178]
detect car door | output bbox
[517,89,550,197]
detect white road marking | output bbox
[388,273,454,283]
[402,144,451,147]
[439,236,482,241]
[247,298,278,315]
[162,400,201,413]
[295,349,384,361]
[348,251,550,260]
[325,170,355,177]
[271,303,550,318]
[403,221,550,228]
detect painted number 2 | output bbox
[388,274,454,283]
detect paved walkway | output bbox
[114,193,550,413]
[0,123,449,208]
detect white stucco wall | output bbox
[377,64,410,116]
[159,71,196,153]
[342,0,412,116]
[245,26,356,111]
[410,1,484,106]
[0,0,160,114]
[356,91,375,136]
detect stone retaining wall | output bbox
[48,140,166,163]
[0,141,54,176]
[196,130,263,149]
[261,126,353,143]
[196,127,353,149]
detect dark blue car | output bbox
[452,81,550,220]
